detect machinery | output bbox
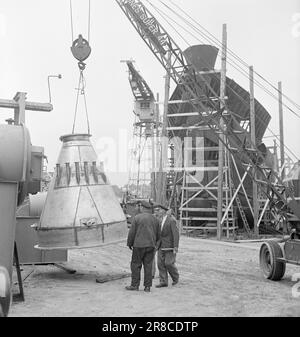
[123,60,159,201]
[0,92,53,316]
[121,60,162,224]
[115,0,300,273]
[125,60,156,124]
[167,44,275,231]
[33,133,128,250]
[260,162,300,280]
[31,9,128,251]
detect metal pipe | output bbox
[47,74,62,103]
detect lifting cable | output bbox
[146,0,299,161]
[159,1,300,161]
[150,0,300,128]
[162,0,300,119]
[167,0,300,114]
[69,0,92,134]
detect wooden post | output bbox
[151,93,162,202]
[217,24,227,240]
[157,52,171,206]
[273,139,279,173]
[151,125,156,201]
[278,81,285,180]
[249,66,259,236]
[155,93,160,202]
[152,93,160,202]
[162,52,171,140]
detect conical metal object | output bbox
[34,134,128,250]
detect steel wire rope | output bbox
[88,0,91,42]
[143,1,297,222]
[69,0,74,42]
[161,0,300,161]
[165,0,300,114]
[71,71,83,134]
[147,0,299,161]
[69,0,92,135]
[162,0,300,119]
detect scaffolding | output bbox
[116,0,300,241]
[123,60,161,200]
[127,119,157,199]
[164,25,237,238]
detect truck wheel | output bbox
[259,241,286,281]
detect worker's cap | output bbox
[139,200,153,209]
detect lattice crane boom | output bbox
[115,0,300,222]
[126,61,154,101]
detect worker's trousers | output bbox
[157,249,179,285]
[130,247,155,288]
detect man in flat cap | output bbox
[126,200,160,292]
[156,208,180,288]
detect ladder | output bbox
[179,154,236,237]
[235,192,251,235]
[227,174,251,235]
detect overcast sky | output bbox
[0,0,299,187]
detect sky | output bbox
[0,0,299,187]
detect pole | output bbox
[151,127,156,201]
[157,51,171,206]
[249,66,259,236]
[278,81,285,180]
[217,24,227,240]
[154,93,160,202]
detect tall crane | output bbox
[122,60,159,201]
[116,0,300,281]
[115,0,300,225]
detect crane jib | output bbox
[122,0,168,54]
[116,0,300,222]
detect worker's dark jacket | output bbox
[127,212,160,248]
[157,215,180,249]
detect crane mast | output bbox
[115,0,300,223]
[123,60,159,201]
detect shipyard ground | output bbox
[10,236,300,317]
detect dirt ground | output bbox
[9,236,300,317]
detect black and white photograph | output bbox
[0,0,300,324]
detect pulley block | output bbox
[71,34,91,64]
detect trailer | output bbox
[260,227,300,280]
[260,162,300,280]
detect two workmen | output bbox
[125,201,180,292]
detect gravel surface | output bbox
[9,236,300,317]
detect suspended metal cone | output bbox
[34,134,128,250]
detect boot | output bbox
[125,285,139,291]
[155,283,168,288]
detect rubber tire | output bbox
[259,240,286,281]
